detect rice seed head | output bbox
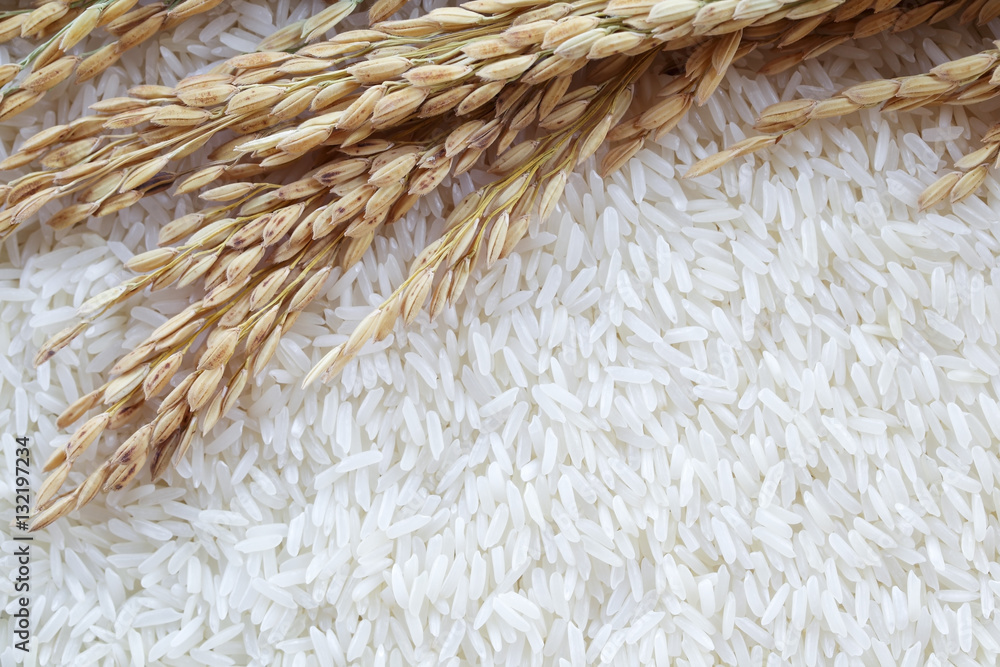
[245,307,280,354]
[371,87,429,128]
[35,462,72,511]
[954,144,999,171]
[896,74,954,98]
[478,54,539,81]
[486,212,510,267]
[200,389,227,434]
[456,81,505,115]
[103,364,150,405]
[251,325,283,377]
[221,369,248,416]
[404,64,471,87]
[402,268,436,325]
[21,2,69,39]
[143,351,184,400]
[186,366,225,412]
[304,344,345,387]
[950,165,988,203]
[754,99,816,133]
[29,494,76,532]
[78,44,123,83]
[66,413,111,461]
[345,308,382,355]
[59,6,102,51]
[348,57,412,84]
[539,172,568,222]
[0,90,45,121]
[198,327,240,370]
[930,53,998,83]
[541,16,601,50]
[22,56,79,93]
[289,267,333,312]
[57,389,103,430]
[109,424,153,468]
[225,85,284,116]
[104,450,148,492]
[168,0,226,21]
[35,322,88,366]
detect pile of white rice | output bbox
[3,3,1000,665]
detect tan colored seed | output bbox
[344,309,382,356]
[109,425,153,470]
[347,57,411,84]
[588,31,646,59]
[151,105,211,126]
[0,15,28,43]
[73,465,110,509]
[304,344,346,387]
[896,75,954,98]
[478,54,538,81]
[809,97,859,120]
[226,85,284,116]
[30,494,77,532]
[197,327,240,371]
[116,11,166,52]
[0,63,21,88]
[225,245,265,285]
[56,390,102,430]
[486,212,510,268]
[21,2,69,39]
[456,81,505,115]
[96,191,142,218]
[288,268,332,312]
[538,99,589,130]
[930,53,997,83]
[221,369,248,417]
[270,88,317,121]
[35,462,71,511]
[917,171,961,211]
[0,90,44,122]
[108,341,155,377]
[176,82,236,107]
[22,56,79,93]
[60,6,102,50]
[175,167,225,196]
[404,64,472,87]
[245,307,279,355]
[168,0,225,21]
[125,247,177,274]
[160,372,199,412]
[409,159,452,196]
[541,16,601,50]
[371,87,428,128]
[249,269,290,312]
[66,413,111,461]
[104,452,147,492]
[337,86,386,131]
[104,364,149,405]
[684,149,737,179]
[77,44,122,83]
[203,277,249,309]
[187,367,225,411]
[954,144,999,171]
[120,157,170,193]
[142,351,183,400]
[251,325,283,377]
[201,182,258,202]
[950,165,988,203]
[263,205,305,246]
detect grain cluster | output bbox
[2,0,997,526]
